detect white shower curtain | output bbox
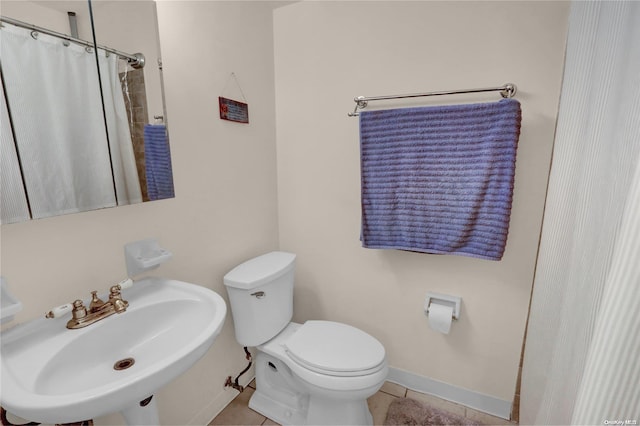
[0,22,140,222]
[98,50,143,206]
[0,80,30,223]
[520,1,640,424]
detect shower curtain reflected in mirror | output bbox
[97,48,143,207]
[0,21,140,223]
[0,81,30,223]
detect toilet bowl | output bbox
[223,252,388,425]
[253,322,387,425]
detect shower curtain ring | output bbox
[30,31,39,40]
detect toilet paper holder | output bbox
[424,292,461,320]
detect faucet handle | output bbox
[109,286,129,313]
[45,302,73,319]
[71,299,87,320]
[118,278,133,290]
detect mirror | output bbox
[0,0,174,224]
[90,0,173,205]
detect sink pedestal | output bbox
[120,396,159,425]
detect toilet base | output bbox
[250,388,373,426]
[306,395,373,426]
[250,351,376,425]
[249,388,307,426]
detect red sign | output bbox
[219,97,249,123]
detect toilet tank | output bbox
[223,252,296,347]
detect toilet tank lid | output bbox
[224,252,296,290]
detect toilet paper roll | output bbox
[428,303,453,334]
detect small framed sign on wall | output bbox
[219,96,249,124]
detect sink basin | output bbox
[0,277,226,424]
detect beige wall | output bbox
[0,1,279,424]
[274,1,569,402]
[1,0,570,423]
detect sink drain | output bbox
[113,357,135,371]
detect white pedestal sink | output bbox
[0,278,226,424]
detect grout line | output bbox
[378,383,408,399]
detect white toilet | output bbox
[223,251,388,426]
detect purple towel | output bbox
[359,98,521,260]
[144,124,175,201]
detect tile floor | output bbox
[210,380,517,426]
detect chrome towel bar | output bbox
[348,83,517,116]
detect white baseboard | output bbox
[195,367,512,423]
[189,375,255,425]
[387,367,512,420]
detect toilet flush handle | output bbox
[250,291,265,299]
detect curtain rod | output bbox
[0,15,145,69]
[348,83,517,116]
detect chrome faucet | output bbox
[45,279,132,329]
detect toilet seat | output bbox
[284,320,386,377]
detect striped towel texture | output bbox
[359,98,521,260]
[144,124,175,201]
